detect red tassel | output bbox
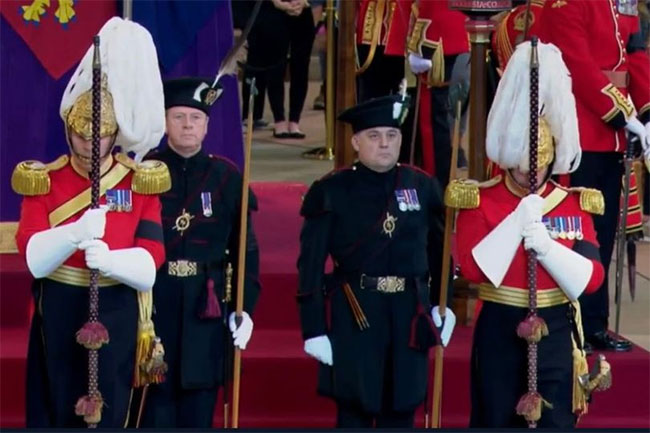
[76,321,109,350]
[408,303,440,351]
[516,313,549,343]
[516,391,552,422]
[199,278,221,319]
[75,393,104,424]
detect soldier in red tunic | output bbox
[450,42,606,427]
[406,0,470,186]
[12,18,169,427]
[356,0,413,101]
[540,0,650,352]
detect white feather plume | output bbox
[60,17,165,162]
[486,41,581,175]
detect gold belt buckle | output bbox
[377,276,405,293]
[168,260,197,277]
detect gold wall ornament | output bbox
[65,86,118,140]
[382,212,397,238]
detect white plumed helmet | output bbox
[486,41,581,175]
[60,17,165,162]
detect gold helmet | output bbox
[537,116,554,169]
[64,78,118,140]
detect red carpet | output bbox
[1,181,649,428]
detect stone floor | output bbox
[245,81,650,350]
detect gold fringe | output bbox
[11,160,54,196]
[133,160,171,195]
[571,301,589,417]
[444,179,480,209]
[427,39,445,87]
[576,188,605,215]
[133,290,167,387]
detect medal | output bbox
[558,217,567,239]
[106,189,132,212]
[576,217,584,240]
[410,189,421,211]
[201,192,213,217]
[395,190,408,212]
[382,212,398,238]
[173,208,194,235]
[567,216,576,240]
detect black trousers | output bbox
[139,386,219,428]
[262,7,315,123]
[335,346,415,428]
[570,151,624,337]
[356,45,405,102]
[470,302,576,428]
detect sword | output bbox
[614,133,637,333]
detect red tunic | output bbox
[408,0,470,57]
[16,155,165,270]
[356,0,413,56]
[456,175,604,294]
[540,0,650,152]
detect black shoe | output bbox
[587,331,632,352]
[272,129,291,139]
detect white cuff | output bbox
[472,210,523,288]
[25,224,78,278]
[105,247,156,292]
[537,241,593,301]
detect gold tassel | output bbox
[427,39,445,88]
[571,301,589,417]
[133,290,167,387]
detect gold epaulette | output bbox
[11,154,69,196]
[115,153,171,195]
[444,175,501,209]
[571,187,605,215]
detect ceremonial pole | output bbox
[231,77,256,429]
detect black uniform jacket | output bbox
[297,162,447,413]
[149,146,261,390]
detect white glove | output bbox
[71,206,108,244]
[625,117,649,151]
[536,240,593,301]
[304,335,333,366]
[472,194,544,287]
[229,311,254,350]
[25,206,108,279]
[522,221,553,257]
[408,53,432,74]
[78,239,155,292]
[516,194,544,225]
[431,306,456,347]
